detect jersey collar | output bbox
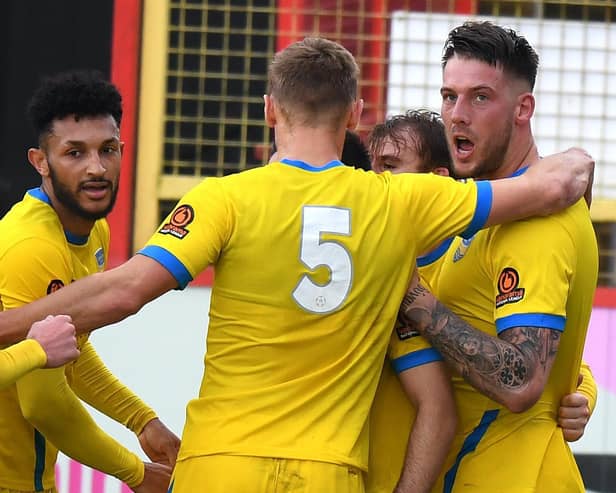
[509,165,529,178]
[27,187,90,245]
[280,158,344,172]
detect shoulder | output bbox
[92,218,110,241]
[494,198,591,240]
[0,197,65,256]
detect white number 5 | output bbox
[292,206,353,313]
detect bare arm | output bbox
[398,272,559,413]
[0,255,178,343]
[394,361,457,493]
[485,148,594,227]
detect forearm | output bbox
[17,368,144,488]
[395,404,456,493]
[398,283,555,412]
[0,262,144,344]
[0,340,46,389]
[0,255,178,344]
[72,342,157,434]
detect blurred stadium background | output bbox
[0,1,614,491]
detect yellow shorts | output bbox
[434,410,584,493]
[169,455,365,493]
[0,489,55,493]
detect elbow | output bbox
[20,393,54,430]
[502,385,543,414]
[108,292,142,320]
[442,405,458,443]
[93,271,144,321]
[416,397,458,440]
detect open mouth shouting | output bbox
[453,134,475,161]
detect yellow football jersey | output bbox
[0,340,47,390]
[434,198,596,492]
[369,194,596,492]
[0,189,106,490]
[140,159,492,471]
[369,153,598,492]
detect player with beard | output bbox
[395,23,598,492]
[0,71,177,493]
[366,109,598,493]
[0,39,596,492]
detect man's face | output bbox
[440,55,516,179]
[43,115,122,221]
[371,135,425,175]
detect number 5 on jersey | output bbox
[292,206,353,313]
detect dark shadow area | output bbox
[576,454,616,492]
[0,0,113,217]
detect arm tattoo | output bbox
[397,285,560,403]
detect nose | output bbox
[449,97,470,126]
[86,151,106,176]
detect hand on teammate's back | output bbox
[131,462,172,493]
[526,148,594,215]
[138,418,181,468]
[27,315,80,368]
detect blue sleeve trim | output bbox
[417,237,454,267]
[461,180,492,239]
[495,313,566,334]
[391,347,443,373]
[137,245,193,289]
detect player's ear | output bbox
[516,92,535,124]
[432,166,450,177]
[264,94,277,128]
[28,148,49,177]
[346,98,364,130]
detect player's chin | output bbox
[451,161,476,180]
[80,201,114,220]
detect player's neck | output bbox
[42,185,96,237]
[484,138,539,180]
[275,126,345,168]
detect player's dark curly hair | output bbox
[27,70,122,145]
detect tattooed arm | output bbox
[399,271,560,413]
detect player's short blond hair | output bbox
[268,37,359,128]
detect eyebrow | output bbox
[62,137,120,147]
[441,83,494,93]
[377,153,400,161]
